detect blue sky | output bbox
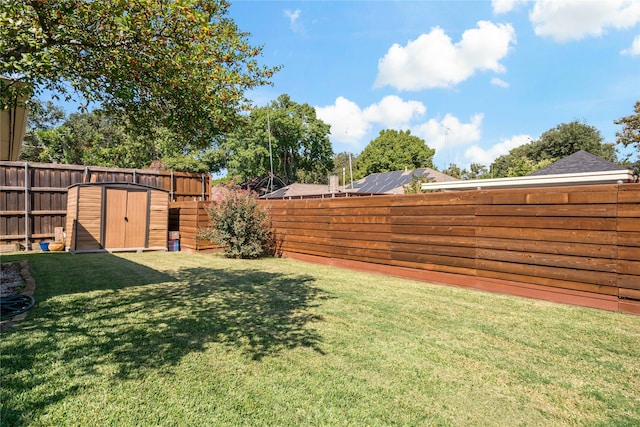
[228,0,640,169]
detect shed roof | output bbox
[67,182,168,192]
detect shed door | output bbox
[104,189,148,249]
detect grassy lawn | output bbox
[1,251,639,426]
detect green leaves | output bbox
[614,101,640,160]
[490,120,618,177]
[356,129,435,179]
[201,186,273,258]
[1,0,280,145]
[224,94,334,184]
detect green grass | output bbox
[1,251,639,426]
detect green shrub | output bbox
[201,186,273,259]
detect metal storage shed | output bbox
[65,182,169,253]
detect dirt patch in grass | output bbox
[1,262,25,297]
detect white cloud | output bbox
[530,0,640,42]
[621,34,640,56]
[316,97,482,157]
[315,96,428,148]
[411,113,484,151]
[464,134,532,165]
[362,96,426,129]
[375,21,516,90]
[492,0,528,14]
[284,9,303,33]
[315,97,370,147]
[491,77,510,88]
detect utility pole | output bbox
[267,114,274,193]
[443,125,450,181]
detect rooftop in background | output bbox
[528,150,628,176]
[421,151,634,192]
[261,183,331,199]
[261,182,381,199]
[347,168,458,194]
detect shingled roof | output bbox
[348,168,458,194]
[261,183,329,199]
[528,150,626,176]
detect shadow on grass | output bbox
[0,253,327,426]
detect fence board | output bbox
[391,224,476,237]
[618,205,640,218]
[619,231,640,247]
[393,215,476,226]
[390,205,476,216]
[619,260,640,275]
[388,258,477,277]
[391,192,477,206]
[391,251,476,269]
[618,218,640,232]
[475,268,618,296]
[619,247,640,261]
[476,226,616,244]
[619,275,640,290]
[476,237,617,258]
[476,248,617,273]
[475,258,616,287]
[475,185,618,205]
[285,235,391,251]
[476,216,617,230]
[476,204,617,217]
[391,234,476,247]
[619,288,640,300]
[391,242,476,259]
[618,184,640,203]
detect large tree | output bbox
[490,120,617,177]
[224,94,334,184]
[0,0,278,145]
[355,129,435,179]
[20,106,224,171]
[536,120,615,161]
[614,101,640,161]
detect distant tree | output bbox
[18,100,66,161]
[224,94,333,184]
[21,108,225,171]
[356,130,435,179]
[614,101,640,161]
[506,157,555,177]
[402,174,431,194]
[332,152,358,186]
[442,163,462,179]
[62,110,132,166]
[490,120,617,177]
[1,0,279,146]
[462,163,490,180]
[536,120,615,161]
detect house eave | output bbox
[421,169,634,191]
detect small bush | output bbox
[200,186,273,259]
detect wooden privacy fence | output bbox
[0,161,210,249]
[168,201,219,252]
[260,184,640,315]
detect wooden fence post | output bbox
[23,162,30,250]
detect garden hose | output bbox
[0,294,35,320]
